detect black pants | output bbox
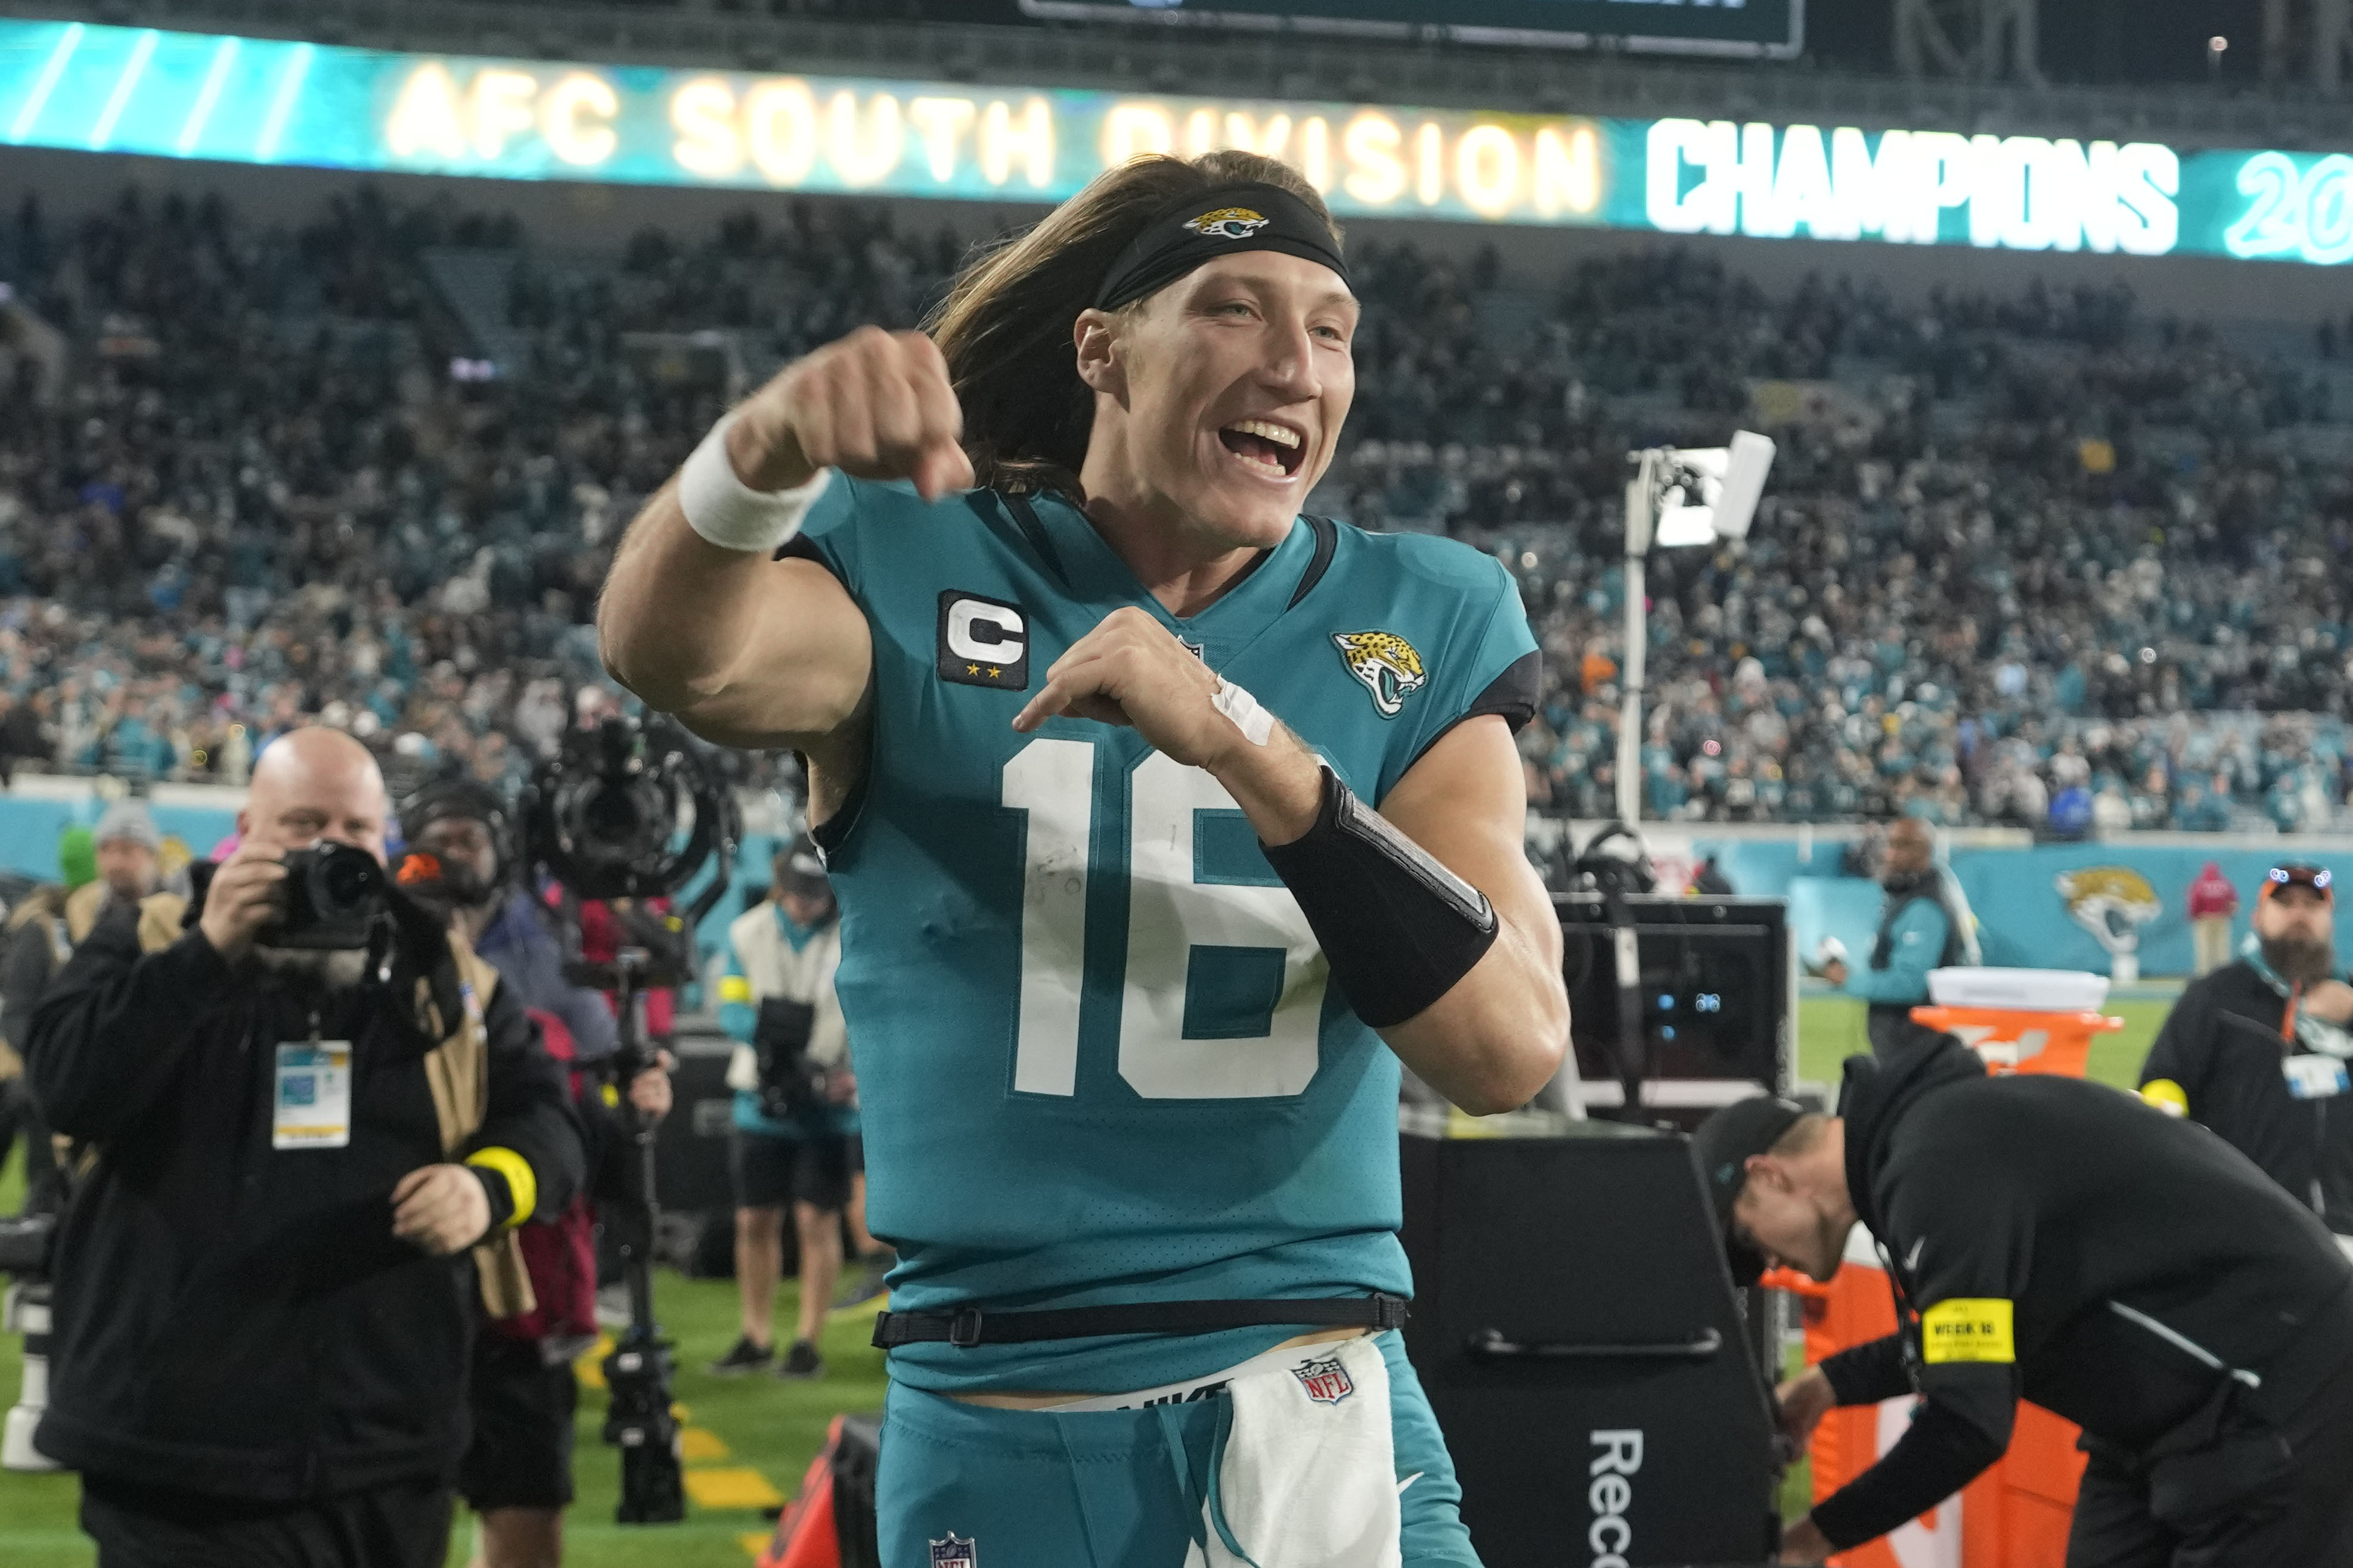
[458,1333,579,1513]
[80,1473,454,1568]
[2066,1353,2353,1568]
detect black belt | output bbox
[872,1293,1408,1349]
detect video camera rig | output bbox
[519,712,739,1526]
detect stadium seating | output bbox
[5,184,2352,831]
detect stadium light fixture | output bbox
[1613,431,1778,824]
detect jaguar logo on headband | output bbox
[1184,207,1272,241]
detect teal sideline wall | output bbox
[1,794,2330,982]
[1707,839,2342,980]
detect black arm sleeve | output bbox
[467,978,587,1224]
[1806,1166,2030,1550]
[23,911,239,1139]
[1808,1399,2008,1548]
[1820,1334,1912,1406]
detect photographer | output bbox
[399,778,673,1568]
[23,728,584,1568]
[1,806,164,1217]
[710,837,855,1382]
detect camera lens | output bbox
[584,785,644,840]
[314,844,385,918]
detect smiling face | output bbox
[1074,250,1357,551]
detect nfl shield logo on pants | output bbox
[1291,1354,1355,1405]
[930,1536,978,1568]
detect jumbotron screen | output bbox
[1016,0,1802,57]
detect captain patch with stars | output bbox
[937,591,1030,691]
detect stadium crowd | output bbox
[5,184,2353,831]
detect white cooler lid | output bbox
[1926,967,2110,1012]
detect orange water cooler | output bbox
[1768,971,2121,1568]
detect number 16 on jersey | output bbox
[1001,738,1329,1103]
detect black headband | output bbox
[1093,182,1349,313]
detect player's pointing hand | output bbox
[1012,607,1269,768]
[724,326,976,502]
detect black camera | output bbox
[0,1214,55,1278]
[753,997,827,1122]
[275,842,388,948]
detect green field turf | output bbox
[0,995,2168,1561]
[1797,993,2162,1094]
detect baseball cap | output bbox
[774,834,830,899]
[2262,863,2333,903]
[1689,1094,1809,1287]
[398,778,515,887]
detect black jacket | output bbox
[1810,1030,2353,1550]
[23,884,585,1501]
[2139,957,2353,1231]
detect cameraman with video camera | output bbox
[21,728,585,1568]
[399,777,674,1568]
[711,836,857,1383]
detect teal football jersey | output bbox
[794,481,1538,1394]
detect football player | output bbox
[600,151,1568,1567]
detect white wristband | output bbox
[679,411,832,554]
[1213,676,1275,746]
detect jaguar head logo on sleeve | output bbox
[1332,631,1428,719]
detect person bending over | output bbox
[1695,1026,2353,1567]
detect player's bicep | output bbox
[671,557,874,750]
[1378,715,1558,967]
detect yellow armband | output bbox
[1921,1298,2015,1364]
[465,1146,539,1228]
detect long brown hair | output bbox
[928,151,1341,496]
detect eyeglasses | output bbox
[2267,865,2333,893]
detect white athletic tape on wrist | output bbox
[680,411,832,554]
[1213,677,1275,746]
